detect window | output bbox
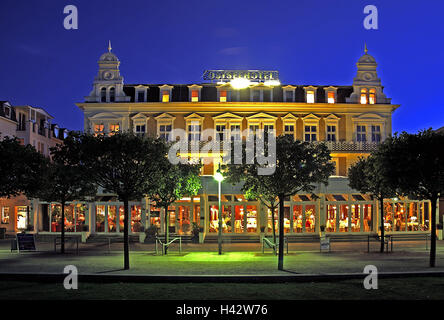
[191,90,199,102]
[285,90,294,102]
[135,125,146,134]
[94,124,104,135]
[264,124,274,139]
[159,124,172,140]
[327,91,335,104]
[1,207,10,224]
[100,88,107,102]
[306,91,315,103]
[360,89,368,104]
[188,123,201,141]
[162,91,170,102]
[215,124,226,141]
[284,124,295,139]
[219,90,227,102]
[357,125,366,142]
[371,125,381,142]
[137,91,145,102]
[252,90,261,102]
[249,124,259,136]
[109,124,119,135]
[230,124,241,141]
[304,125,317,141]
[109,87,115,102]
[4,106,10,118]
[327,125,336,142]
[369,89,376,104]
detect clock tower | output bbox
[85,41,130,103]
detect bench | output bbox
[54,236,79,254]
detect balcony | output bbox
[314,141,379,152]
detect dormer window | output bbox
[159,85,173,103]
[306,91,315,103]
[4,106,10,118]
[219,90,227,102]
[327,91,335,104]
[188,85,202,102]
[283,86,296,102]
[191,90,199,102]
[162,91,170,102]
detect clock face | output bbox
[363,72,373,81]
[103,72,114,80]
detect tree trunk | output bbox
[430,196,437,268]
[164,205,169,255]
[123,198,130,270]
[379,197,385,253]
[278,195,285,270]
[61,201,65,254]
[271,205,277,248]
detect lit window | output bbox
[109,124,119,135]
[360,89,368,104]
[306,91,315,103]
[327,91,335,104]
[162,91,170,102]
[1,207,10,224]
[357,125,366,142]
[304,125,317,141]
[369,89,376,104]
[371,125,381,142]
[159,124,172,140]
[191,90,199,102]
[219,90,227,102]
[327,125,336,142]
[94,124,104,136]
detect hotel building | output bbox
[0,102,68,234]
[33,45,436,242]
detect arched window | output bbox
[360,88,368,104]
[369,89,376,104]
[100,88,107,102]
[109,87,115,102]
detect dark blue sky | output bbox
[0,0,442,132]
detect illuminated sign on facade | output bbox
[203,70,279,82]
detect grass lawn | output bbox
[0,277,443,300]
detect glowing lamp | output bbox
[214,170,224,182]
[264,80,281,86]
[230,78,251,89]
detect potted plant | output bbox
[191,222,200,243]
[319,225,326,238]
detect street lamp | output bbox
[214,164,224,255]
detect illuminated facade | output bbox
[32,45,435,242]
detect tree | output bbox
[147,157,201,254]
[0,136,46,198]
[224,135,334,270]
[348,155,397,252]
[377,129,444,267]
[37,132,97,253]
[80,132,166,269]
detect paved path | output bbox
[1,239,443,276]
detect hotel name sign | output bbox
[203,70,279,82]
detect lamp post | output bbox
[214,164,224,255]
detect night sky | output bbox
[0,0,442,133]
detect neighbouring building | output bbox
[0,102,68,234]
[33,44,436,242]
